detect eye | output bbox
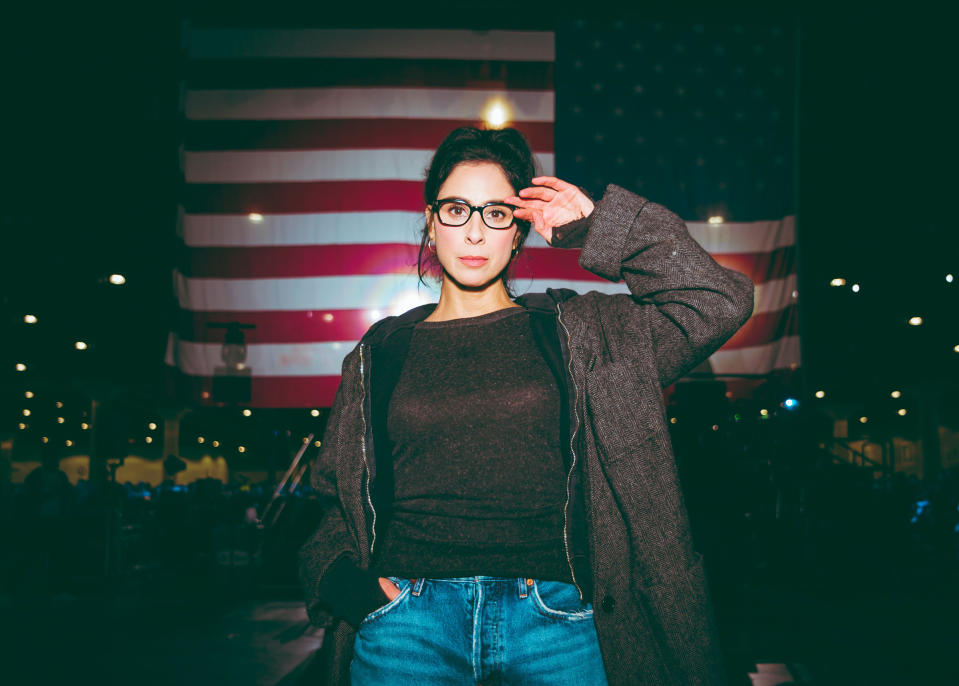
[488,209,505,219]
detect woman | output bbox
[298,127,754,685]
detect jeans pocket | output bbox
[359,576,411,628]
[530,579,594,621]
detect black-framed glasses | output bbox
[430,198,517,230]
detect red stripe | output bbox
[179,244,607,281]
[713,245,795,283]
[178,242,790,286]
[183,179,424,214]
[187,57,554,91]
[178,309,382,343]
[725,304,800,349]
[168,369,343,408]
[185,119,555,152]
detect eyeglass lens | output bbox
[437,201,514,229]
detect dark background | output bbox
[2,2,955,410]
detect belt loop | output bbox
[518,577,531,599]
[412,577,425,596]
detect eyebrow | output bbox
[440,196,511,205]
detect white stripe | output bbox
[188,28,555,61]
[166,332,800,377]
[687,215,796,254]
[173,271,793,315]
[168,338,357,376]
[184,148,555,183]
[173,272,629,311]
[754,274,797,315]
[182,211,790,254]
[709,335,801,375]
[185,87,555,121]
[183,211,426,247]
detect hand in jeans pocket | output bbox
[378,576,402,601]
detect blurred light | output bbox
[860,416,868,423]
[368,309,381,322]
[733,413,741,422]
[24,314,37,324]
[75,341,88,350]
[711,424,719,431]
[783,397,799,409]
[18,423,26,430]
[669,417,677,424]
[145,436,153,443]
[56,401,63,408]
[322,313,334,322]
[314,440,322,447]
[954,344,959,353]
[302,436,310,444]
[41,436,49,443]
[908,316,922,326]
[248,212,263,223]
[238,446,246,453]
[57,417,65,424]
[81,423,89,430]
[791,290,798,299]
[851,284,860,293]
[212,440,219,448]
[707,216,724,224]
[947,273,954,283]
[311,409,320,417]
[148,422,157,430]
[22,409,31,417]
[482,98,511,128]
[198,436,205,444]
[201,391,211,399]
[830,278,846,287]
[25,391,34,398]
[109,274,126,285]
[242,409,252,417]
[65,440,73,447]
[16,363,26,372]
[898,408,907,416]
[891,390,901,398]
[760,409,769,417]
[815,390,825,398]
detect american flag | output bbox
[165,22,799,408]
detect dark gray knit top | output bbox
[370,304,573,582]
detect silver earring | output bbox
[428,238,436,252]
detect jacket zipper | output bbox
[556,301,584,603]
[359,343,376,556]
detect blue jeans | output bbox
[350,575,609,685]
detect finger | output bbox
[510,198,550,210]
[530,176,574,191]
[518,187,556,201]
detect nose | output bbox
[464,211,485,244]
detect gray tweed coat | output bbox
[298,183,755,685]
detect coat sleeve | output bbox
[297,343,382,629]
[551,183,755,388]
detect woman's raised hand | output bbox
[504,176,595,245]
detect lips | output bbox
[458,256,488,267]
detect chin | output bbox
[443,264,508,291]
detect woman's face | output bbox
[426,161,520,291]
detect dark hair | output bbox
[417,126,539,297]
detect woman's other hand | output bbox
[505,176,595,245]
[379,576,401,601]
